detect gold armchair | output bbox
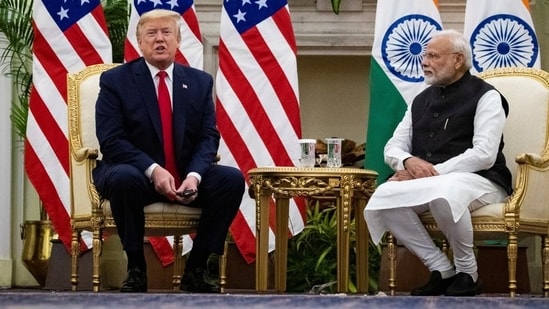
[385,67,549,297]
[67,64,227,292]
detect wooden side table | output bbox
[248,167,377,293]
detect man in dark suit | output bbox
[93,9,245,293]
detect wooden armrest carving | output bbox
[506,152,549,216]
[515,152,546,166]
[74,147,99,162]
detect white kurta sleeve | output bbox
[383,105,414,171]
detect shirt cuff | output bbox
[145,163,160,180]
[187,172,202,184]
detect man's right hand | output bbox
[151,166,178,201]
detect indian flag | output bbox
[464,0,540,74]
[365,0,443,182]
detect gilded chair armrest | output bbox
[71,147,101,217]
[505,152,549,219]
[73,147,99,162]
[515,152,546,166]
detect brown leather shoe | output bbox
[444,273,482,296]
[411,271,456,296]
[120,267,147,293]
[180,267,220,293]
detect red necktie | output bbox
[157,71,180,185]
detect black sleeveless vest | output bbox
[411,71,512,194]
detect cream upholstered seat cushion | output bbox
[470,202,506,218]
[102,201,202,218]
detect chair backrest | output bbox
[67,64,119,217]
[478,67,549,183]
[68,63,119,160]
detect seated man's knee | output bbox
[219,165,245,193]
[106,164,148,191]
[428,198,452,217]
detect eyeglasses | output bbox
[422,52,460,61]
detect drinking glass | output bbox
[325,138,344,168]
[297,139,316,167]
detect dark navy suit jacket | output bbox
[94,58,219,181]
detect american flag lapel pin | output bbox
[182,83,188,89]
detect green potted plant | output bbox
[286,201,381,294]
[0,0,33,141]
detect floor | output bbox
[0,289,547,309]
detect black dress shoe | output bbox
[444,272,482,296]
[180,267,220,293]
[411,271,456,296]
[120,267,148,293]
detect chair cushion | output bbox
[419,202,505,223]
[471,202,505,218]
[102,200,202,219]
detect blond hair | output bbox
[136,9,181,41]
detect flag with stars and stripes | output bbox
[26,0,112,253]
[215,0,305,263]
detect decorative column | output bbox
[0,36,13,287]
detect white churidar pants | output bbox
[364,172,508,275]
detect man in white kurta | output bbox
[364,30,512,297]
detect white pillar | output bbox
[0,36,14,287]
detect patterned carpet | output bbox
[0,290,547,309]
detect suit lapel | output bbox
[134,59,163,143]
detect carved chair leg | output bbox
[542,235,549,297]
[387,232,397,296]
[219,239,228,293]
[172,235,183,291]
[92,227,103,292]
[71,230,81,291]
[507,232,518,297]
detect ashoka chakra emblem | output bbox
[470,14,538,72]
[382,15,442,83]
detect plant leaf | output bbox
[331,0,341,15]
[0,0,33,140]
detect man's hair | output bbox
[136,9,181,42]
[431,29,472,69]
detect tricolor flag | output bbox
[215,0,305,263]
[26,0,112,252]
[463,0,540,74]
[123,0,204,266]
[364,0,443,182]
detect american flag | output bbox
[26,0,112,252]
[124,0,204,266]
[216,0,306,263]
